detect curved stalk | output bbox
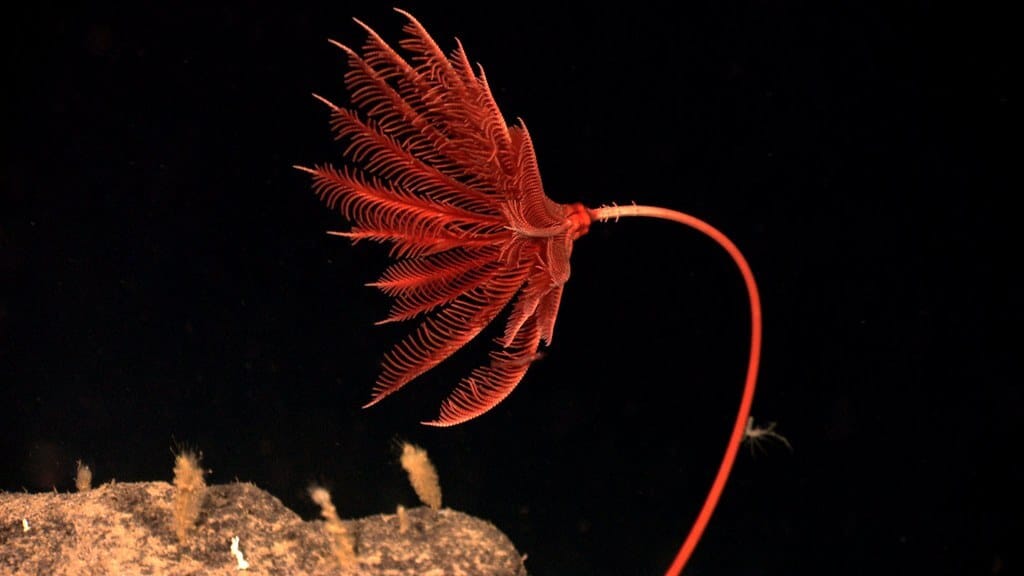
[589,204,763,576]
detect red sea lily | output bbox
[296,10,764,574]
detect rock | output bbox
[0,482,528,575]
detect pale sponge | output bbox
[399,442,441,510]
[172,451,207,542]
[309,485,357,568]
[75,460,92,492]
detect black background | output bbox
[3,2,1016,575]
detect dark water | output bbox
[3,3,1016,575]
